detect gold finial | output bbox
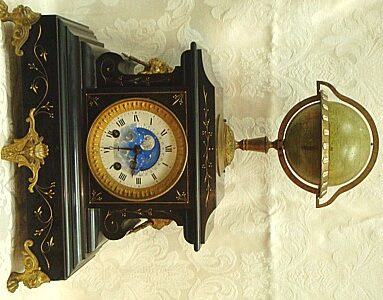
[0,0,41,56]
[128,219,172,234]
[141,58,173,74]
[7,240,50,293]
[122,53,173,74]
[1,109,49,192]
[150,219,172,230]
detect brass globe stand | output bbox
[219,81,379,207]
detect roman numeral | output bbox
[119,172,127,181]
[150,117,153,126]
[116,118,125,127]
[106,130,113,138]
[151,173,157,180]
[106,129,120,138]
[162,162,169,167]
[136,177,142,185]
[165,145,173,152]
[134,114,139,122]
[160,129,167,136]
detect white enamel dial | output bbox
[86,98,188,201]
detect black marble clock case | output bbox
[16,15,223,281]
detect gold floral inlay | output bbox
[176,190,187,202]
[172,93,184,106]
[34,182,56,269]
[202,86,214,206]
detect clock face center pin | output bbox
[133,144,142,154]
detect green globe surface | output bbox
[284,102,371,186]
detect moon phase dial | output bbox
[86,98,188,201]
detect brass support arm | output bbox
[236,136,278,153]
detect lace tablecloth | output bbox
[1,0,382,299]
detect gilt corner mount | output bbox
[0,0,40,56]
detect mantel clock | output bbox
[0,2,224,292]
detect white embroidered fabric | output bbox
[1,0,382,299]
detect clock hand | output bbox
[129,145,142,176]
[130,153,138,176]
[101,146,134,151]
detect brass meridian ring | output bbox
[319,90,330,199]
[315,81,379,208]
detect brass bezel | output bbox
[86,97,188,201]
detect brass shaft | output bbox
[236,136,277,153]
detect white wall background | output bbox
[1,0,383,299]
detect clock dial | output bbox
[86,98,187,201]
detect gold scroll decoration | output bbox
[7,240,50,293]
[0,0,40,56]
[1,108,49,192]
